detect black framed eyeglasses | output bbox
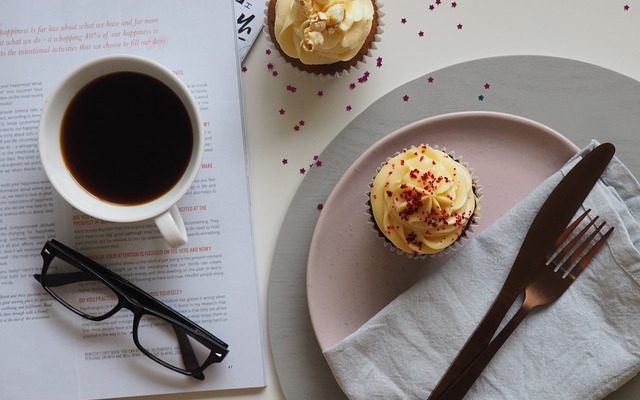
[33,239,229,380]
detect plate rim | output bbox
[306,110,580,351]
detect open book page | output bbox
[0,0,264,398]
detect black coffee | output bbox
[61,72,193,205]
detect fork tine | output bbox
[554,208,591,248]
[566,226,614,280]
[549,214,599,267]
[556,221,605,276]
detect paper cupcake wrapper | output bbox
[366,144,482,260]
[263,0,385,79]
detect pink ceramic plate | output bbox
[307,111,580,351]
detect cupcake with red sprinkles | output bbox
[368,144,480,257]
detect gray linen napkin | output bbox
[324,141,640,400]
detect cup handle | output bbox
[154,205,187,247]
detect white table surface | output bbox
[149,1,640,399]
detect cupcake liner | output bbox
[263,0,384,78]
[366,144,482,260]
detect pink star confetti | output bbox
[317,90,324,96]
[294,125,300,131]
[299,168,306,174]
[401,18,407,24]
[272,70,279,77]
[349,82,357,90]
[376,57,383,67]
[281,158,288,165]
[403,95,410,102]
[418,31,425,37]
[316,203,324,210]
[457,23,464,29]
[315,160,323,167]
[429,4,435,10]
[436,0,441,5]
[267,63,274,70]
[427,76,435,83]
[286,84,297,93]
[266,49,272,55]
[241,65,247,72]
[451,1,457,7]
[279,108,286,115]
[484,83,491,89]
[624,4,630,10]
[299,120,306,126]
[313,155,319,161]
[346,105,353,112]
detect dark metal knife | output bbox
[427,142,615,400]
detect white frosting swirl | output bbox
[274,0,375,65]
[370,145,478,256]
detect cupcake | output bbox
[369,144,479,257]
[266,0,380,75]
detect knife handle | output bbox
[427,294,514,400]
[437,304,530,400]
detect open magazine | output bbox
[0,0,264,398]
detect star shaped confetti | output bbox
[281,158,288,165]
[418,31,425,37]
[484,83,491,89]
[457,23,464,29]
[624,4,630,10]
[451,1,457,7]
[403,95,410,102]
[427,76,435,83]
[317,90,324,96]
[478,95,485,101]
[346,105,353,111]
[401,18,407,24]
[278,108,285,115]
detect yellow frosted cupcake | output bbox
[266,0,380,75]
[369,144,479,257]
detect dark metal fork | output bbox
[437,209,614,400]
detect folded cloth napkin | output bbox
[324,141,640,400]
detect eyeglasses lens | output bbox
[45,256,119,318]
[137,313,211,371]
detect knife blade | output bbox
[428,142,615,400]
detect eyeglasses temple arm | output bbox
[33,271,100,287]
[172,325,205,380]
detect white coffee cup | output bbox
[39,55,203,247]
